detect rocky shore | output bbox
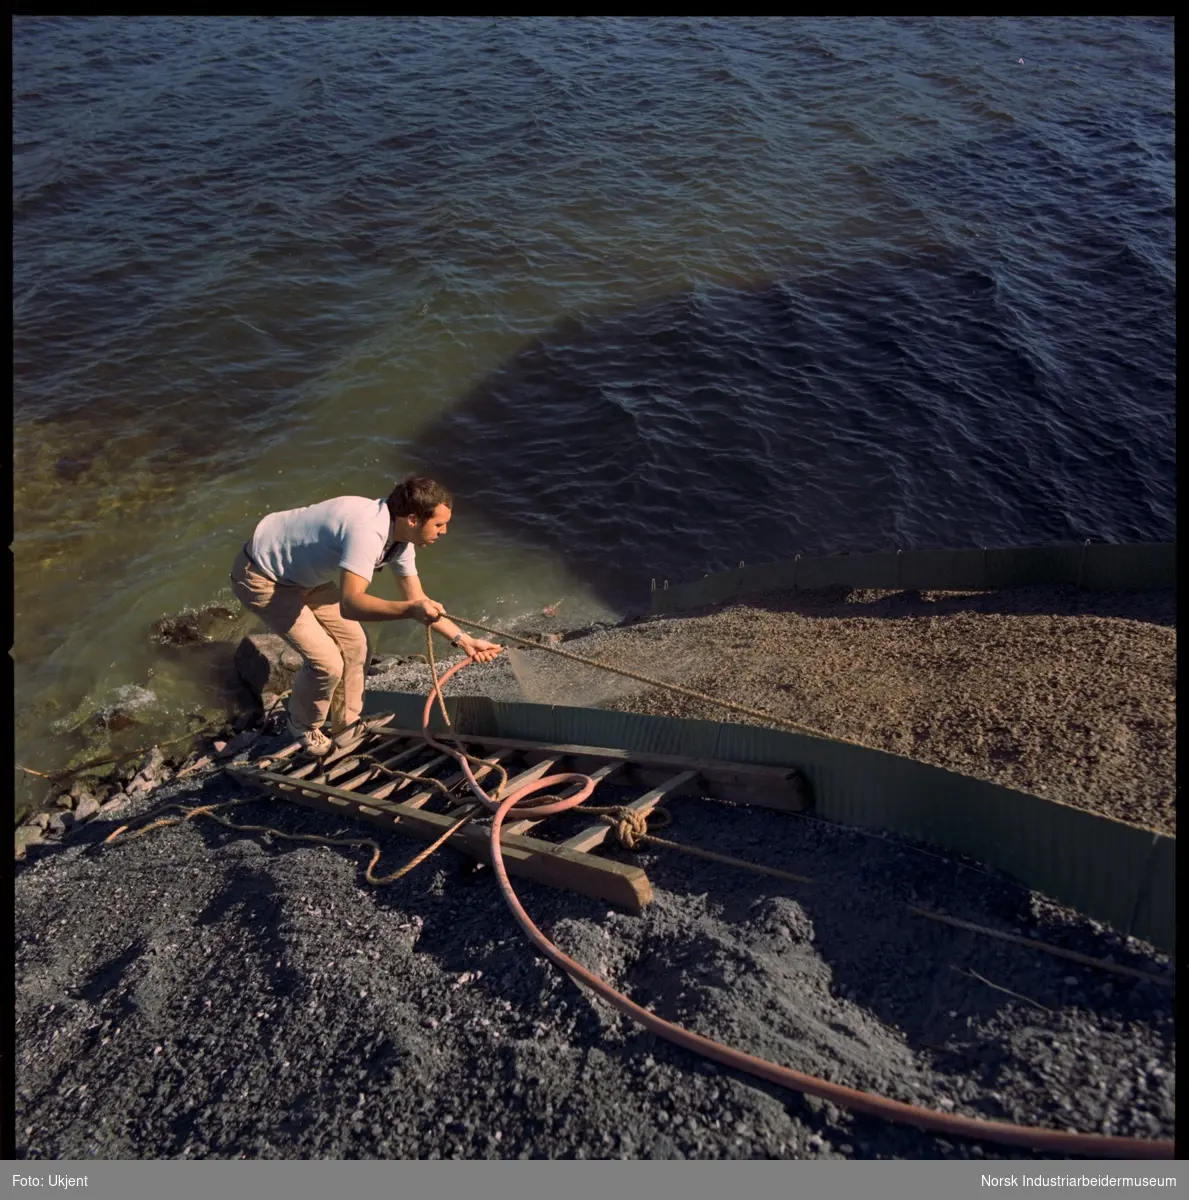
[12,585,1176,1159]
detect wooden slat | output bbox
[256,740,303,768]
[503,760,624,837]
[338,710,397,739]
[498,755,567,795]
[328,740,434,793]
[448,755,562,814]
[227,765,652,911]
[331,729,412,766]
[559,769,697,853]
[259,722,408,775]
[398,748,518,811]
[614,760,803,812]
[287,748,377,784]
[358,752,452,800]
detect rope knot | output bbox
[613,808,650,850]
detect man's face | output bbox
[411,504,451,546]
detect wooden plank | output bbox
[262,727,415,780]
[504,760,624,837]
[331,729,413,766]
[227,766,652,911]
[256,740,303,768]
[460,756,563,812]
[327,740,434,793]
[358,752,452,800]
[559,769,697,853]
[287,750,370,785]
[438,756,567,823]
[613,761,805,814]
[398,748,519,811]
[284,717,404,775]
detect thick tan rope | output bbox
[601,807,814,885]
[101,794,479,886]
[18,720,228,786]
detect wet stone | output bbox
[73,795,102,822]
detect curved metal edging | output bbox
[362,691,1175,954]
[651,541,1176,615]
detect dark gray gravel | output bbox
[13,735,1175,1160]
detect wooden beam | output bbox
[373,728,807,813]
[256,740,303,768]
[253,714,399,772]
[488,755,562,802]
[617,761,804,813]
[504,760,624,837]
[437,756,568,823]
[361,752,452,800]
[227,766,652,912]
[559,769,697,853]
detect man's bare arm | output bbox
[340,569,443,624]
[396,573,502,662]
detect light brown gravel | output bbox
[588,587,1176,834]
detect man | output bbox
[231,476,501,756]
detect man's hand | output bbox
[407,598,445,625]
[461,636,502,664]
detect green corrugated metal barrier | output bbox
[649,541,1176,615]
[362,691,1175,954]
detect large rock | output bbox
[366,655,405,677]
[46,812,74,837]
[15,827,44,861]
[139,746,168,780]
[234,634,303,700]
[74,794,102,822]
[151,604,238,647]
[214,730,256,761]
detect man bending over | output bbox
[231,476,501,755]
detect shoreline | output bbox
[18,582,1176,853]
[13,585,1175,1159]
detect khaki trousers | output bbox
[230,548,368,733]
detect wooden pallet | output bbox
[226,715,808,913]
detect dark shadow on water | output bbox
[401,242,1175,615]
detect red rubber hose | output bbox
[421,658,1174,1159]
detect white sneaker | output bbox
[286,719,333,757]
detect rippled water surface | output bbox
[13,17,1176,804]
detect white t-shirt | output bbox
[248,496,417,588]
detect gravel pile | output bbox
[13,586,1176,1159]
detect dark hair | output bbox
[386,476,453,523]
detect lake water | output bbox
[12,17,1175,809]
